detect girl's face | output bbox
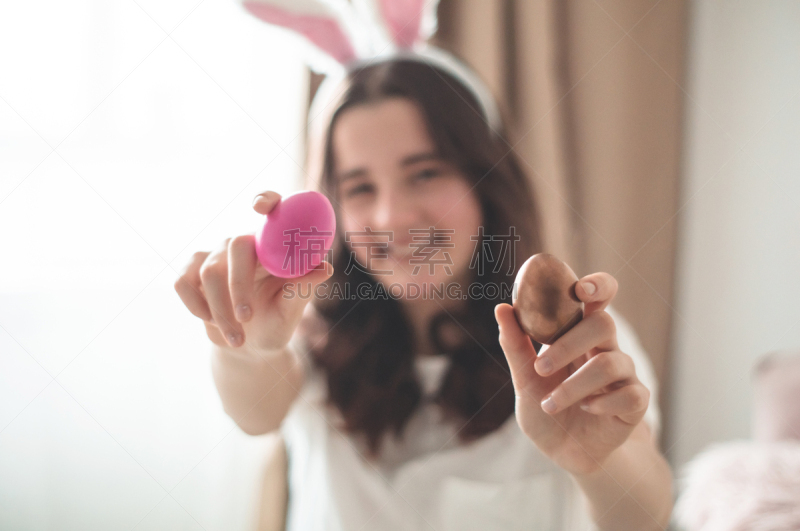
[331,97,483,303]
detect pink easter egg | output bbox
[255,191,336,278]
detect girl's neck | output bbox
[401,282,468,358]
[404,301,440,357]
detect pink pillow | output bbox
[674,440,800,531]
[673,349,800,531]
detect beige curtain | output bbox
[433,0,687,450]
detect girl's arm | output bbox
[572,420,674,531]
[211,341,304,435]
[174,191,332,436]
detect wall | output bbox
[0,0,307,528]
[668,0,800,470]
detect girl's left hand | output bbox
[494,272,650,477]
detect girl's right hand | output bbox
[174,190,335,352]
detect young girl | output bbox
[175,58,673,530]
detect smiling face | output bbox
[331,97,484,305]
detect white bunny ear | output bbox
[240,0,374,71]
[352,0,440,50]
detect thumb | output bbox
[495,303,540,391]
[495,303,562,402]
[312,260,334,281]
[298,260,335,290]
[280,261,334,307]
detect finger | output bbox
[495,303,539,389]
[535,310,619,377]
[200,244,244,348]
[575,272,618,316]
[281,260,335,304]
[203,319,227,347]
[541,350,635,414]
[228,234,258,323]
[174,251,213,321]
[579,382,650,425]
[252,190,282,215]
[299,259,335,290]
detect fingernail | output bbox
[583,281,596,295]
[236,304,251,322]
[580,403,591,412]
[536,356,553,376]
[253,191,276,205]
[227,332,241,347]
[541,396,557,414]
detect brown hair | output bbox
[300,58,544,458]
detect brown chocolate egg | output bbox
[512,253,584,345]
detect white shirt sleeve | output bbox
[606,305,662,443]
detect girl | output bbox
[175,58,673,530]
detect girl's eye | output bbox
[344,183,373,198]
[415,168,440,181]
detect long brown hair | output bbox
[298,58,544,458]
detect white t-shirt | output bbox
[280,305,661,531]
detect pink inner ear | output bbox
[243,2,357,64]
[379,0,424,49]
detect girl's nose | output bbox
[372,188,419,236]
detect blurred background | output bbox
[1,0,799,530]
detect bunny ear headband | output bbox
[239,0,502,133]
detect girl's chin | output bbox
[370,261,466,292]
[376,271,452,286]
[375,275,463,298]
